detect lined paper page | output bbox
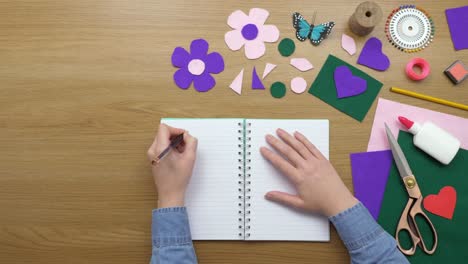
[161,119,242,240]
[247,119,330,241]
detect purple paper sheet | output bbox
[350,150,393,220]
[446,6,468,50]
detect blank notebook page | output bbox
[247,119,330,241]
[161,119,242,240]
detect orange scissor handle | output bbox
[396,197,438,255]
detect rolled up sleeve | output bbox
[329,202,409,264]
[150,207,197,264]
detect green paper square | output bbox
[378,131,468,263]
[308,54,383,122]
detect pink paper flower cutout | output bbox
[225,8,280,59]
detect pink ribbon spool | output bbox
[406,58,430,81]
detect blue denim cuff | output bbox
[152,207,192,248]
[329,202,384,251]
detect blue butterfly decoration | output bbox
[293,12,335,46]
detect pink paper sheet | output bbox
[367,98,468,151]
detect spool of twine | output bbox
[348,1,382,36]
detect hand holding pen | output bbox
[147,123,198,208]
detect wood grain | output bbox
[0,0,467,263]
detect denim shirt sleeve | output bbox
[329,202,410,264]
[150,207,198,264]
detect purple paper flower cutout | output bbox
[171,39,225,92]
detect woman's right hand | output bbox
[147,124,198,208]
[260,129,358,217]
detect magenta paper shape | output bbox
[357,37,390,71]
[445,6,468,50]
[252,67,265,89]
[334,65,367,98]
[350,150,393,220]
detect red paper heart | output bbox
[423,186,457,220]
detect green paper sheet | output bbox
[378,131,468,262]
[308,54,382,122]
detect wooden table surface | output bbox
[1,0,467,263]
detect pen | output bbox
[151,133,185,165]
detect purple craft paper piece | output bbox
[445,6,468,50]
[173,68,193,89]
[350,150,393,220]
[172,47,190,68]
[334,65,367,98]
[193,73,216,92]
[357,37,390,71]
[204,52,224,74]
[252,66,265,89]
[190,38,209,59]
[171,38,225,92]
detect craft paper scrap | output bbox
[230,68,244,95]
[445,6,468,50]
[367,98,468,151]
[290,77,307,94]
[225,8,280,59]
[252,67,265,89]
[262,63,277,79]
[341,34,356,55]
[271,81,286,98]
[172,39,224,92]
[423,186,457,220]
[350,150,393,220]
[334,65,367,98]
[309,54,383,122]
[357,37,390,71]
[290,58,313,71]
[378,131,468,264]
[278,38,295,57]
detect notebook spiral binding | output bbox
[245,122,252,238]
[237,121,252,239]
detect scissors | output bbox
[385,123,438,255]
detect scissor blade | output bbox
[385,123,413,177]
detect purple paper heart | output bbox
[357,37,390,71]
[334,65,367,98]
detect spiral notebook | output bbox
[161,118,330,241]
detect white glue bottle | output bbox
[398,116,460,165]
